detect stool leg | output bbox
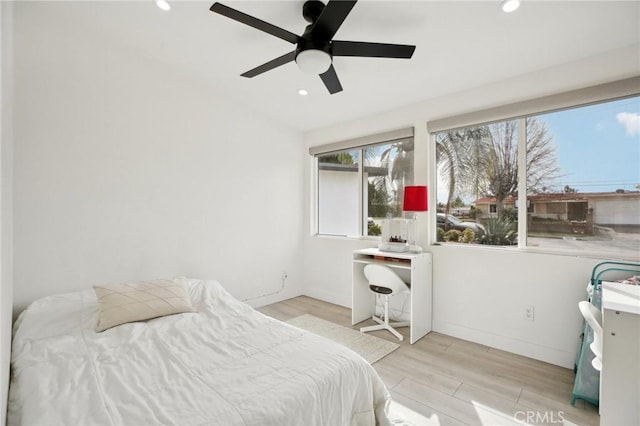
[384,295,390,325]
[360,292,409,341]
[387,325,404,341]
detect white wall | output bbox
[303,45,640,368]
[0,2,14,424]
[12,3,304,314]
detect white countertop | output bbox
[601,281,640,315]
[354,247,425,260]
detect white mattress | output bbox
[8,278,391,426]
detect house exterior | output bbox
[474,191,640,233]
[474,195,518,216]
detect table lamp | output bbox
[403,186,428,253]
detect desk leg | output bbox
[352,262,376,325]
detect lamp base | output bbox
[378,242,409,253]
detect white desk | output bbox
[600,282,640,426]
[352,248,431,344]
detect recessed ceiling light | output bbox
[156,0,171,11]
[501,0,521,13]
[298,89,309,96]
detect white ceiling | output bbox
[34,0,640,131]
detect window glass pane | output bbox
[526,97,640,258]
[363,141,414,236]
[317,149,360,236]
[435,121,519,245]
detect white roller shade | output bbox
[309,127,414,156]
[427,76,640,134]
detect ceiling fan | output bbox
[209,1,416,94]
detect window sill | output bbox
[431,241,640,261]
[312,233,381,242]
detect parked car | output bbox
[437,213,485,233]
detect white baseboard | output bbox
[303,288,350,309]
[244,285,303,309]
[433,319,575,369]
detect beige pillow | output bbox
[94,279,197,332]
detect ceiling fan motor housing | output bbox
[302,0,326,24]
[297,1,332,61]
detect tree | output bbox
[367,140,414,217]
[320,152,354,165]
[379,139,414,210]
[436,117,560,217]
[526,118,562,194]
[436,128,489,217]
[368,181,392,218]
[483,120,519,217]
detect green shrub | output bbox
[469,205,478,220]
[461,228,476,243]
[436,227,445,242]
[368,223,382,236]
[477,217,517,245]
[444,229,463,242]
[500,207,518,222]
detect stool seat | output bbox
[360,264,410,341]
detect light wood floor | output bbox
[258,296,599,426]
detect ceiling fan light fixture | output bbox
[156,0,171,11]
[501,0,521,13]
[295,49,332,75]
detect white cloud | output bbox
[616,112,640,136]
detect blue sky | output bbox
[538,96,640,193]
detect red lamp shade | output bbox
[403,186,428,212]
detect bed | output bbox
[8,278,391,426]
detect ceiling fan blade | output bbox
[332,41,416,59]
[311,1,357,41]
[319,65,343,94]
[210,3,300,44]
[241,51,296,78]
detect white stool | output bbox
[360,264,410,341]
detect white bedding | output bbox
[8,278,391,426]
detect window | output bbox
[314,133,414,238]
[317,149,360,236]
[432,89,640,259]
[526,97,640,259]
[435,120,519,245]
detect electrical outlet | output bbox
[524,305,535,321]
[281,272,288,281]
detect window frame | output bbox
[311,130,415,239]
[428,77,640,260]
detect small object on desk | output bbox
[408,244,423,253]
[372,254,410,263]
[378,242,409,253]
[389,235,406,243]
